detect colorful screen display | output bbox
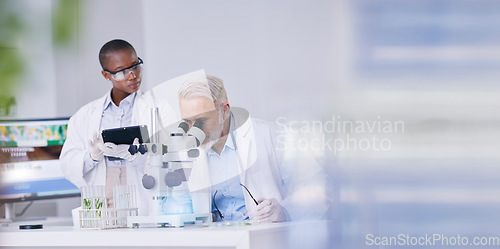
[0,118,79,202]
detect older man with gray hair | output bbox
[178,74,330,223]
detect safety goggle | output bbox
[105,57,143,81]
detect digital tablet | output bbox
[101,125,150,144]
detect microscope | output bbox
[126,108,212,227]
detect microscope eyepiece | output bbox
[178,122,189,133]
[188,122,206,147]
[193,120,204,130]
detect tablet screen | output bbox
[101,125,149,144]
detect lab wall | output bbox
[13,0,342,122]
[141,0,341,121]
[2,0,500,248]
[54,0,146,118]
[9,1,58,119]
[5,0,146,119]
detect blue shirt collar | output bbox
[103,91,137,110]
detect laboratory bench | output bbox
[0,219,333,249]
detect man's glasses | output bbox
[105,57,143,81]
[212,183,258,221]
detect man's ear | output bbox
[101,70,110,81]
[222,102,231,119]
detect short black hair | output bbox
[98,39,136,69]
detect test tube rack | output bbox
[79,185,138,229]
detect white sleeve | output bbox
[83,151,100,175]
[59,109,92,187]
[270,124,333,221]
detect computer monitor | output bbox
[0,118,80,215]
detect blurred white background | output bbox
[2,0,500,248]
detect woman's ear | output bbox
[101,70,110,81]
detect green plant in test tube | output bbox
[83,198,92,209]
[95,198,103,217]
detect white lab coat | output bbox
[188,107,331,221]
[60,90,176,215]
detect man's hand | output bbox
[98,138,138,162]
[89,131,104,161]
[247,198,288,223]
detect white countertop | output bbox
[0,220,333,249]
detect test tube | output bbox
[112,185,138,226]
[97,186,106,228]
[92,186,96,228]
[80,186,86,228]
[130,185,137,209]
[112,185,119,226]
[112,185,126,209]
[80,185,106,228]
[112,186,119,209]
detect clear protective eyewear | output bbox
[105,57,143,81]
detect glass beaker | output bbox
[162,182,193,214]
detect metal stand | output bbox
[127,213,212,228]
[0,203,15,223]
